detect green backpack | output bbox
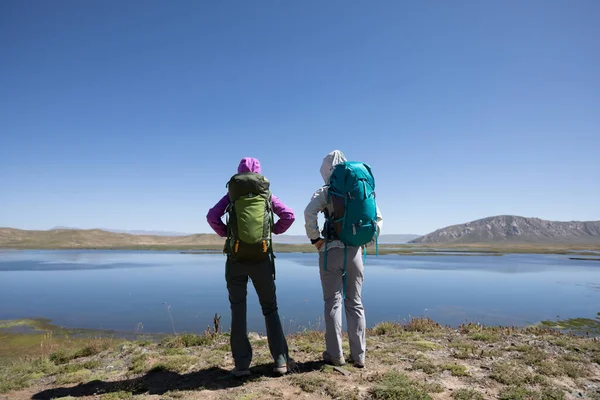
[225,172,274,262]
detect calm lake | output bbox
[0,250,598,335]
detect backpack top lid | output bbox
[228,172,271,201]
[328,161,375,192]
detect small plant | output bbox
[520,348,547,366]
[491,361,536,385]
[404,317,441,333]
[441,363,469,377]
[452,388,484,400]
[555,360,588,378]
[129,353,148,375]
[54,369,92,385]
[148,355,196,373]
[101,391,134,400]
[535,361,561,377]
[372,322,402,336]
[49,339,111,365]
[411,357,438,374]
[498,386,536,400]
[162,302,177,335]
[369,372,436,400]
[540,387,566,400]
[160,332,216,348]
[469,332,499,342]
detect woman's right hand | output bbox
[314,238,325,251]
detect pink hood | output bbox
[238,157,261,174]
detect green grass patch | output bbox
[54,369,92,385]
[49,339,112,364]
[469,332,500,342]
[409,340,441,351]
[369,371,443,400]
[0,357,58,393]
[101,391,134,400]
[160,333,217,348]
[403,317,443,333]
[129,353,148,375]
[498,386,538,400]
[57,359,101,374]
[441,363,469,377]
[520,348,547,366]
[411,357,438,374]
[540,388,566,400]
[452,388,484,400]
[491,361,538,385]
[535,361,561,377]
[540,317,600,335]
[555,360,588,378]
[372,322,403,336]
[148,355,196,373]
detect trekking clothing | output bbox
[319,246,366,364]
[207,157,294,372]
[226,257,290,370]
[207,158,295,238]
[304,151,383,252]
[304,150,384,366]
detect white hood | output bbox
[320,150,347,183]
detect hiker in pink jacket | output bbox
[206,157,296,377]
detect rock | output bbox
[333,366,351,376]
[248,332,261,340]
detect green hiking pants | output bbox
[225,257,290,370]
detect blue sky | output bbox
[1,0,598,236]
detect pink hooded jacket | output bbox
[206,157,295,237]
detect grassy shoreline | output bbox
[1,317,599,400]
[2,242,600,255]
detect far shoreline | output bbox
[2,242,600,256]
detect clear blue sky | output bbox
[1,0,599,236]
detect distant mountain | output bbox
[274,234,421,244]
[410,215,600,244]
[0,228,224,249]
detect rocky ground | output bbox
[1,318,599,400]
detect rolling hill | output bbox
[410,215,600,244]
[0,228,225,249]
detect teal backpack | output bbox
[324,161,379,296]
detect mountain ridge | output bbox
[410,215,600,244]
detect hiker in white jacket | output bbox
[304,150,383,368]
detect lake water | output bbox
[0,250,598,335]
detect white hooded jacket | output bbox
[304,150,383,251]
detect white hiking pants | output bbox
[319,246,366,363]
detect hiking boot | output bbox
[349,356,365,368]
[322,351,345,366]
[231,367,251,378]
[273,358,298,375]
[353,360,365,369]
